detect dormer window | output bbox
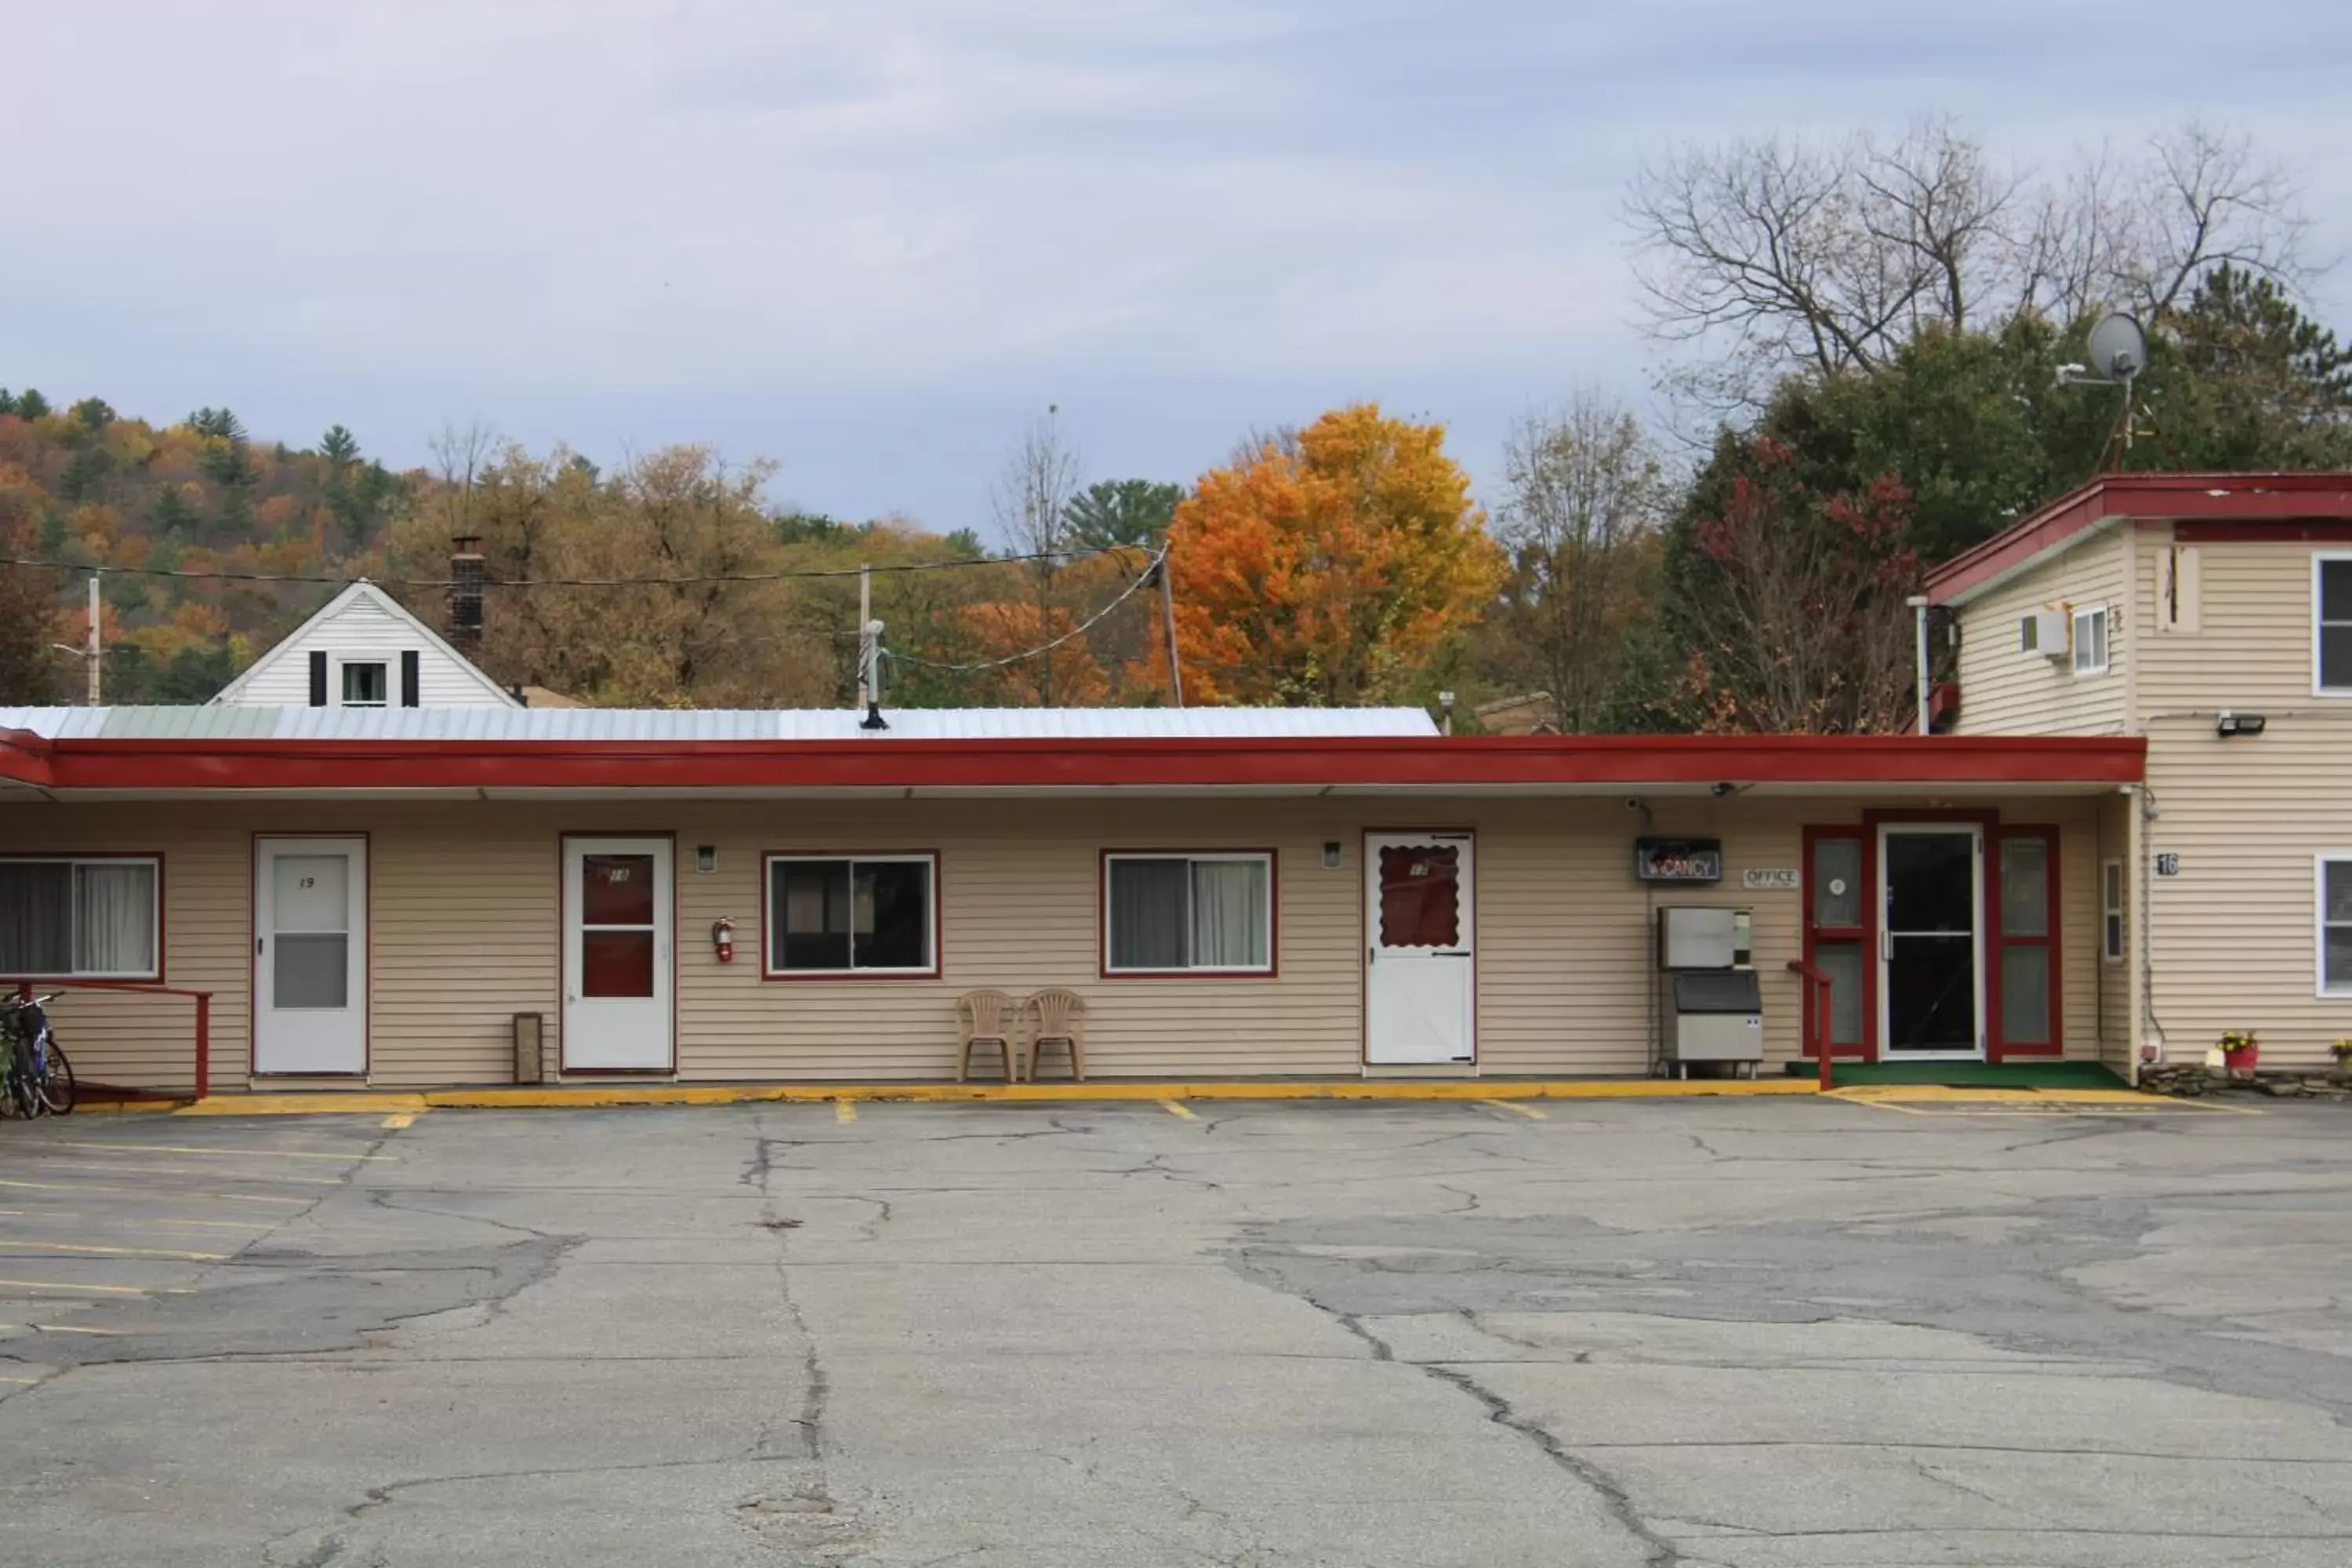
[341,661,389,708]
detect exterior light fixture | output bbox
[1322,841,1342,869]
[695,844,718,873]
[2215,711,2266,739]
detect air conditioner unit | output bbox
[2019,609,2069,659]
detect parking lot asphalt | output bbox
[1,1093,2349,1566]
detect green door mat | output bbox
[1788,1060,2127,1088]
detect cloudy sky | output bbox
[7,2,2349,535]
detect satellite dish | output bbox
[2087,312,2147,380]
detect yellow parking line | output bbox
[0,1161,344,1186]
[1160,1099,1198,1120]
[0,1240,228,1263]
[0,1178,307,1206]
[1479,1098,1547,1120]
[42,1141,390,1162]
[30,1324,126,1336]
[380,1110,419,1130]
[0,1376,40,1385]
[0,1278,179,1296]
[833,1100,856,1123]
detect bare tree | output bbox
[1489,395,1666,731]
[989,406,1083,705]
[1628,118,2318,411]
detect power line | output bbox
[884,545,1167,673]
[0,541,1151,590]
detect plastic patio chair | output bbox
[1023,989,1087,1082]
[956,989,1022,1083]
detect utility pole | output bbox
[1156,545,1184,710]
[855,564,872,710]
[85,574,101,706]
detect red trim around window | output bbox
[0,851,167,985]
[1098,849,1279,979]
[1798,826,1873,1062]
[760,850,944,982]
[1987,826,2063,1059]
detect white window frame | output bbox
[339,659,390,708]
[0,855,163,980]
[2100,858,2125,965]
[2071,604,2111,677]
[2316,552,2352,697]
[1102,851,1276,977]
[2321,854,2352,999]
[762,852,938,978]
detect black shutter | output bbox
[400,650,420,707]
[308,651,328,707]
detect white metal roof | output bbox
[0,706,1441,742]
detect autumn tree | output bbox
[987,408,1083,705]
[1164,405,1503,706]
[1477,395,1665,731]
[1662,438,1921,734]
[0,469,64,703]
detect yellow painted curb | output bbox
[175,1077,1824,1116]
[178,1093,429,1116]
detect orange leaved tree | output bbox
[1163,405,1503,706]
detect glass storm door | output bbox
[1363,833,1475,1065]
[563,837,673,1071]
[253,836,368,1074]
[1878,826,1984,1058]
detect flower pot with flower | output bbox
[2219,1030,2260,1077]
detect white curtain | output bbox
[75,862,155,975]
[1189,859,1268,969]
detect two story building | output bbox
[1929,470,2352,1076]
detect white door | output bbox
[563,837,673,1071]
[1364,832,1475,1065]
[1877,823,1985,1060]
[254,836,368,1075]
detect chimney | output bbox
[449,535,485,653]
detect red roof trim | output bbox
[4,733,2145,792]
[1926,471,2352,604]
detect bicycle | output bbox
[2,991,76,1117]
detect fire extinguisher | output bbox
[710,917,736,964]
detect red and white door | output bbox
[254,836,368,1074]
[562,837,673,1071]
[1364,832,1475,1065]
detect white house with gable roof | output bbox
[209,581,520,710]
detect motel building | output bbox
[1,470,2347,1096]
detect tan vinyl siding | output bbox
[2134,527,2351,711]
[1952,529,2130,736]
[0,793,2111,1090]
[2140,717,2352,1069]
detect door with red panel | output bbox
[562,837,673,1071]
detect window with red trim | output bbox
[1803,833,1867,1054]
[1991,827,2060,1053]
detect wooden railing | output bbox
[14,979,214,1100]
[1785,960,1835,1093]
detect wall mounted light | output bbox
[695,844,718,873]
[1322,841,1343,869]
[2216,711,2267,739]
